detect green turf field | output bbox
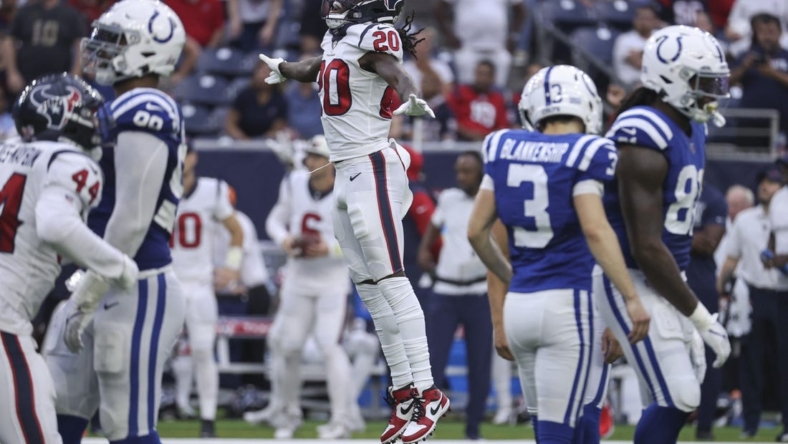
[144,418,779,441]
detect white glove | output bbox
[117,254,139,290]
[259,53,286,84]
[393,94,436,118]
[64,270,110,353]
[689,304,731,368]
[689,329,707,384]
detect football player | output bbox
[0,74,138,444]
[44,1,189,442]
[169,146,244,437]
[250,135,354,439]
[467,65,650,444]
[596,25,731,444]
[257,1,449,442]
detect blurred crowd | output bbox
[0,0,787,147]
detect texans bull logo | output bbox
[29,84,82,130]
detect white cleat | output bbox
[492,407,512,425]
[243,405,276,425]
[274,427,296,440]
[318,421,351,439]
[347,403,367,432]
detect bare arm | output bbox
[716,256,740,295]
[487,219,514,360]
[279,56,322,83]
[729,53,756,85]
[222,214,244,248]
[225,108,249,140]
[359,52,420,102]
[691,224,726,256]
[617,145,699,316]
[417,222,441,273]
[468,188,512,285]
[575,191,650,343]
[433,0,460,48]
[172,37,201,82]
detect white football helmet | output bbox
[518,65,603,135]
[305,135,331,158]
[82,0,185,85]
[641,25,730,126]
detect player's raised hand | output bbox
[393,94,436,118]
[259,53,286,84]
[624,297,650,344]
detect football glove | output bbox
[259,54,286,84]
[64,270,109,353]
[689,329,707,384]
[690,304,731,368]
[393,94,436,118]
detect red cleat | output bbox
[600,402,615,439]
[401,386,450,443]
[381,384,415,444]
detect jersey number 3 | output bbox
[507,164,554,248]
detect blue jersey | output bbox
[605,106,706,271]
[483,130,618,293]
[89,88,186,270]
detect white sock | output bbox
[356,283,412,388]
[376,277,433,391]
[192,347,218,420]
[321,342,352,423]
[171,355,193,412]
[278,351,303,414]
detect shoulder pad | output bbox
[102,88,183,138]
[481,129,511,165]
[46,150,103,209]
[606,107,675,150]
[347,23,404,62]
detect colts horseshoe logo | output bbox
[656,35,683,64]
[149,10,175,43]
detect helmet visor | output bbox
[81,22,133,84]
[695,73,730,98]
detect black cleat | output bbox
[200,419,216,438]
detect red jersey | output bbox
[166,0,225,47]
[448,85,510,140]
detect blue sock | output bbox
[574,404,601,444]
[634,405,689,444]
[57,415,89,444]
[537,420,574,444]
[533,415,539,442]
[110,431,162,444]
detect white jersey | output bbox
[0,141,103,334]
[319,23,404,162]
[266,171,349,294]
[171,177,233,285]
[213,210,269,288]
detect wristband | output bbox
[225,246,243,271]
[689,302,714,330]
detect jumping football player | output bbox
[257,1,449,442]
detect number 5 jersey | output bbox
[319,23,403,162]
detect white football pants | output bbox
[504,289,593,428]
[268,285,352,423]
[0,330,62,444]
[595,269,700,412]
[45,269,185,441]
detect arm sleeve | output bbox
[725,217,743,259]
[214,180,235,221]
[102,132,169,257]
[36,186,128,279]
[431,192,447,228]
[769,188,788,253]
[265,177,291,245]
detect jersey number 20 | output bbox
[507,164,554,248]
[318,60,396,118]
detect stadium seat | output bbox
[538,0,596,34]
[275,19,301,51]
[197,47,255,78]
[182,102,221,137]
[173,74,232,107]
[209,107,231,136]
[228,77,252,98]
[571,27,620,67]
[594,0,635,31]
